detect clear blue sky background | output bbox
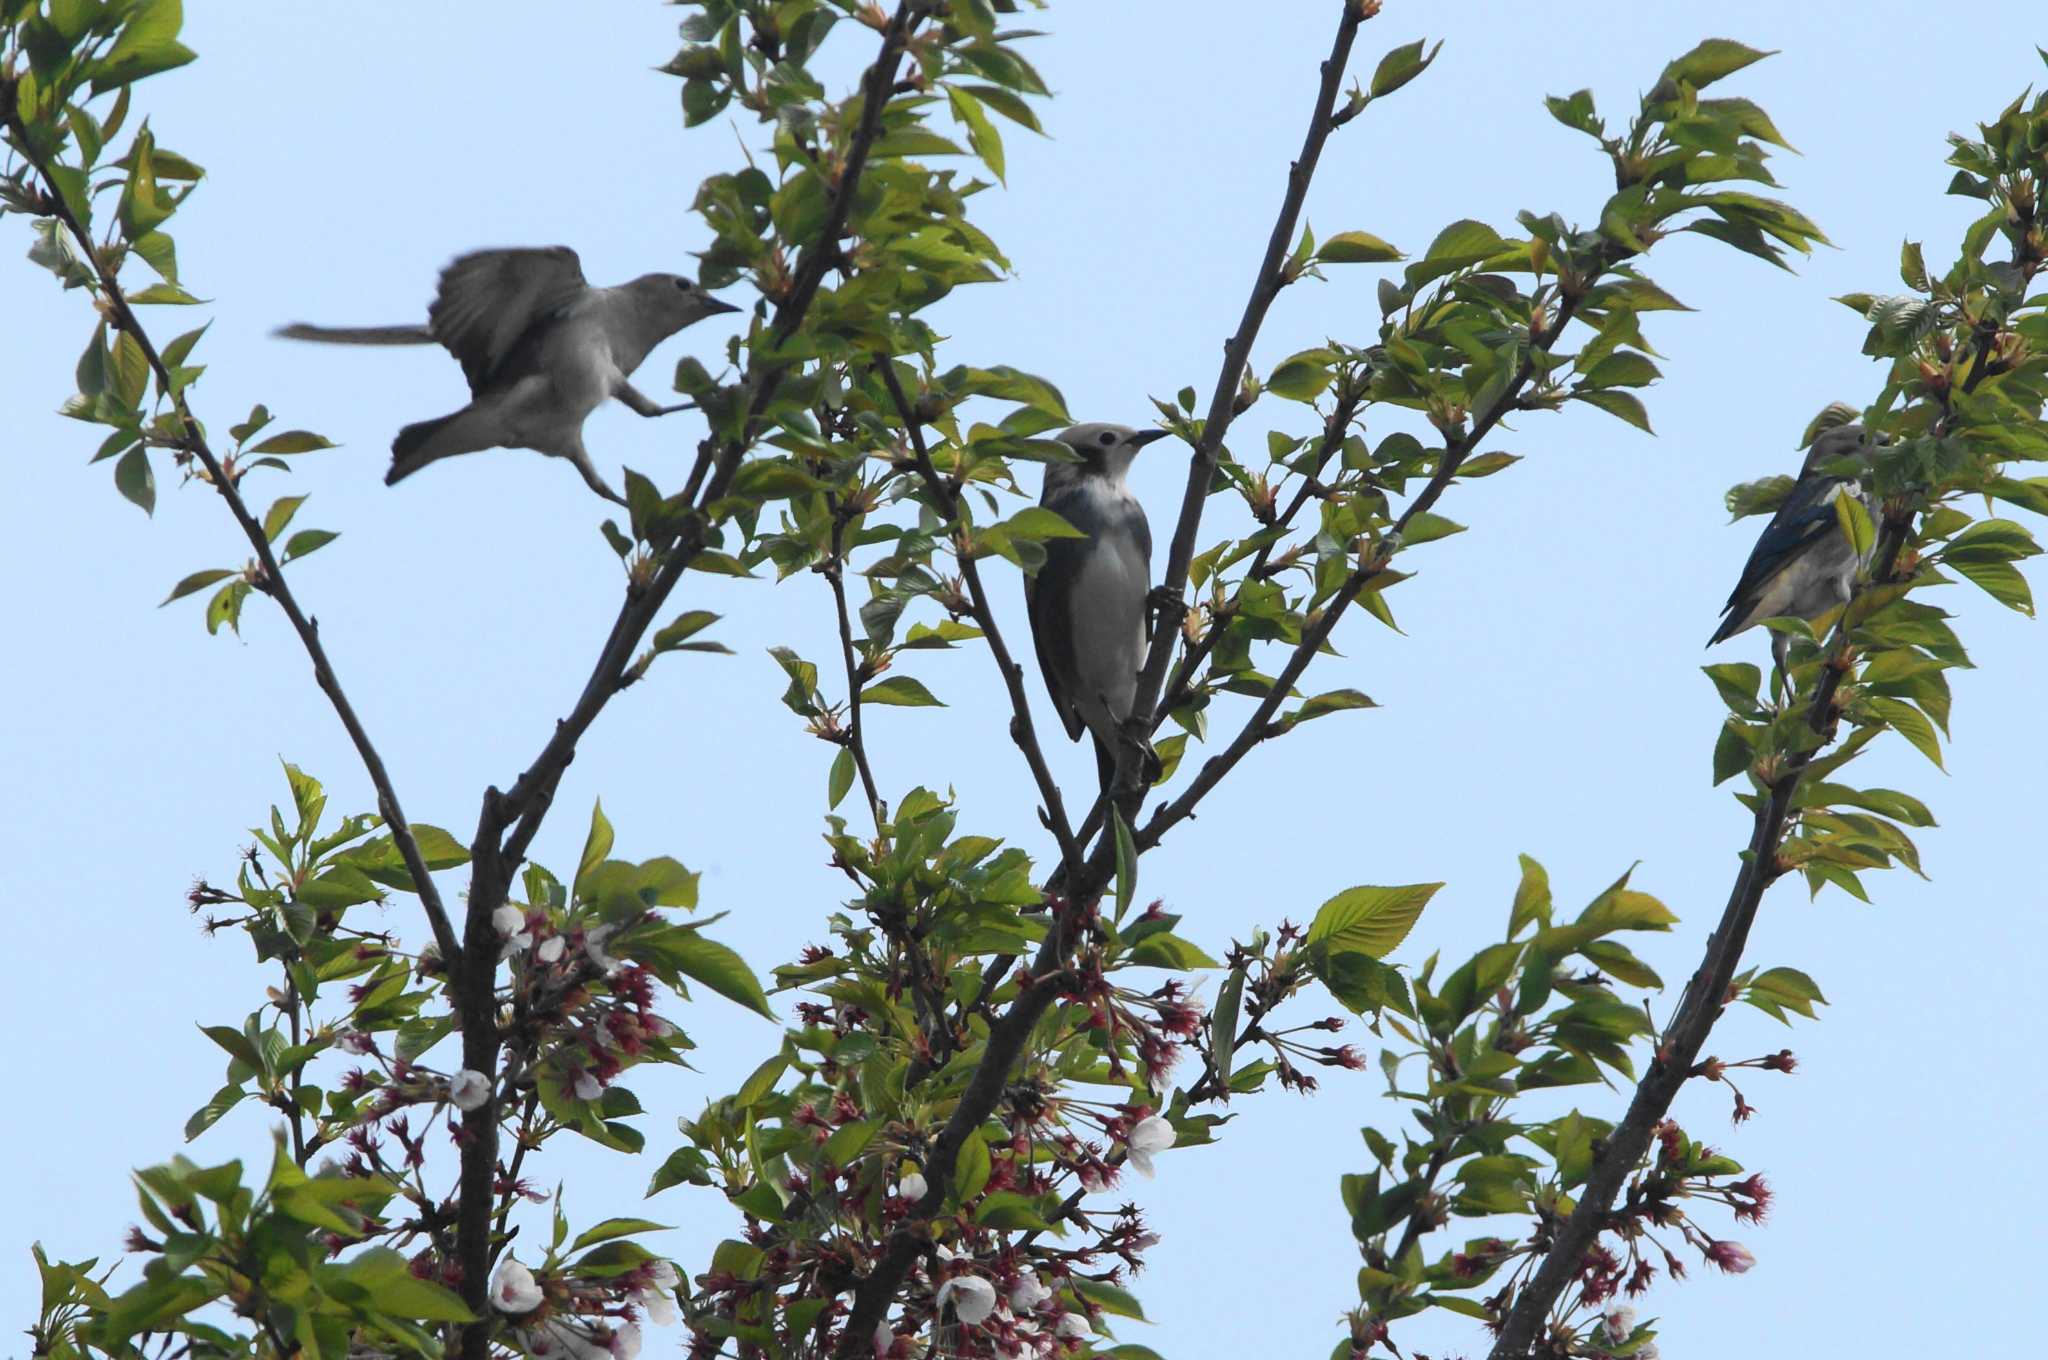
[4,4,2043,1357]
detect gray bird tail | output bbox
[276,323,435,345]
[389,405,497,484]
[1092,734,1116,797]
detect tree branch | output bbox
[452,14,925,1351]
[1137,286,1590,856]
[833,7,1377,1348]
[826,504,886,831]
[14,147,464,975]
[1156,387,1367,723]
[1488,246,2042,1356]
[1127,0,1372,738]
[876,361,1082,871]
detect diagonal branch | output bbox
[826,502,887,831]
[834,8,1377,1350]
[450,13,926,1353]
[1156,386,1368,723]
[1137,289,1587,854]
[1487,242,2042,1356]
[15,147,464,975]
[1127,0,1373,739]
[1485,517,1912,1359]
[877,361,1082,872]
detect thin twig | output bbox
[826,504,886,831]
[14,147,465,976]
[1488,245,2041,1357]
[452,15,924,1353]
[876,361,1082,871]
[831,8,1376,1350]
[1126,2,1373,739]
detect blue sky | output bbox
[3,4,2043,1357]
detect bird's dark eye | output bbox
[673,278,693,292]
[1097,431,1117,447]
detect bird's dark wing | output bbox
[1709,474,1847,642]
[1027,532,1088,743]
[428,247,588,392]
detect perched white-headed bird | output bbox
[1025,422,1171,791]
[278,246,738,503]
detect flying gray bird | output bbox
[1709,423,1877,679]
[277,246,738,504]
[1025,422,1171,792]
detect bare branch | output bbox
[1128,1,1374,737]
[833,7,1379,1348]
[877,361,1083,871]
[1488,242,2044,1355]
[826,503,887,831]
[15,148,464,975]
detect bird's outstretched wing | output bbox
[1026,532,1088,743]
[1709,474,1849,643]
[428,247,589,392]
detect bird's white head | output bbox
[624,272,744,337]
[1052,422,1171,490]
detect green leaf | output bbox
[861,676,944,707]
[1210,964,1245,1087]
[161,568,233,606]
[1656,39,1774,96]
[1367,38,1440,99]
[946,85,1005,181]
[1832,492,1875,559]
[1401,512,1464,545]
[1307,883,1441,960]
[1508,855,1551,938]
[250,430,334,455]
[827,748,855,810]
[1574,389,1653,433]
[646,930,773,1018]
[263,495,306,543]
[952,1129,991,1203]
[571,1218,673,1253]
[1073,1278,1145,1321]
[115,448,155,515]
[1316,231,1404,265]
[576,800,615,901]
[1865,696,1943,769]
[1112,808,1136,919]
[282,529,339,564]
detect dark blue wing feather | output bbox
[1709,473,1846,643]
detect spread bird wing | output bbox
[1026,532,1089,743]
[1710,474,1850,642]
[428,247,588,392]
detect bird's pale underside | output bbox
[277,245,738,505]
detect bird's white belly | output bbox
[1068,539,1147,727]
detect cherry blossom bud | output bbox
[1602,1304,1636,1343]
[1055,1313,1089,1339]
[489,1258,543,1313]
[937,1274,996,1325]
[1704,1239,1755,1274]
[1009,1268,1051,1312]
[449,1070,491,1112]
[574,1071,602,1101]
[492,905,526,937]
[537,935,566,964]
[1125,1115,1176,1177]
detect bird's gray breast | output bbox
[1045,481,1150,722]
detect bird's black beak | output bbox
[1129,429,1171,448]
[707,296,744,315]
